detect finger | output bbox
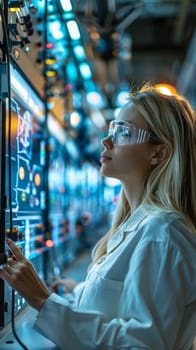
[0,265,14,280]
[5,239,23,261]
[7,257,18,266]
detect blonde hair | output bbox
[91,83,196,265]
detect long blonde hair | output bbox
[91,84,196,265]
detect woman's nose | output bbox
[101,135,113,149]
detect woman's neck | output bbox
[122,182,143,212]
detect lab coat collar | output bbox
[107,205,148,254]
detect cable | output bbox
[11,290,29,350]
[0,2,29,349]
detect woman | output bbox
[0,84,196,350]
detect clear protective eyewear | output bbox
[108,120,156,146]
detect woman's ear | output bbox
[150,144,169,166]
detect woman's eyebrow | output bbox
[115,120,134,126]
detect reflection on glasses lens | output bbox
[108,120,155,146]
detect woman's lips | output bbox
[100,155,112,163]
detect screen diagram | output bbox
[5,65,46,258]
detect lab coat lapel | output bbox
[107,206,148,254]
[107,230,126,254]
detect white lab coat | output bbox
[34,205,196,350]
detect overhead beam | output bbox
[173,0,191,44]
[177,29,196,93]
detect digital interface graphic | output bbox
[0,64,47,327]
[5,66,47,258]
[9,98,45,213]
[47,116,69,246]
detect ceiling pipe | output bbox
[116,7,143,32]
[173,0,191,44]
[177,29,196,93]
[108,0,116,13]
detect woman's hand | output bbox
[0,239,51,311]
[51,277,77,294]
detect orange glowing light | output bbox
[153,84,177,96]
[37,223,43,229]
[45,239,54,248]
[19,166,25,180]
[36,248,43,254]
[34,173,41,186]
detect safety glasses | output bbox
[108,120,156,146]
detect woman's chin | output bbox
[100,166,110,177]
[100,166,116,178]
